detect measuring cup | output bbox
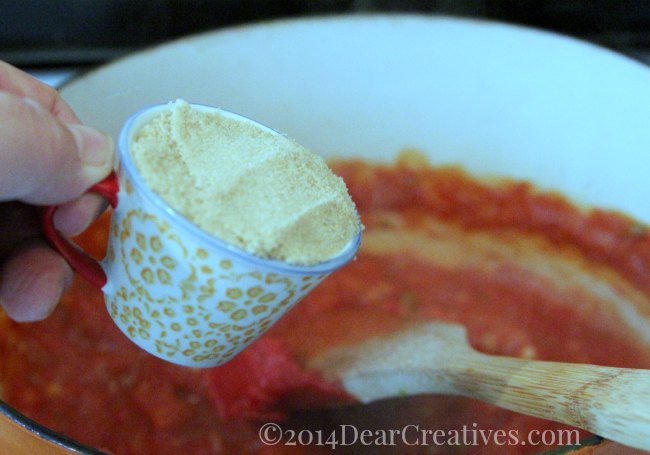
[43,103,361,367]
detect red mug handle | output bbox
[41,171,120,289]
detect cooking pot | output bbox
[2,14,650,454]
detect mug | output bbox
[43,103,361,368]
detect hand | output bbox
[0,61,115,321]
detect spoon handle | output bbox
[313,323,650,450]
[447,352,650,450]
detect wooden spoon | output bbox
[308,322,650,451]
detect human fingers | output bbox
[52,193,108,236]
[0,243,74,322]
[0,93,114,205]
[0,60,79,122]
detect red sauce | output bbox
[2,157,650,454]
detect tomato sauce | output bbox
[1,156,650,454]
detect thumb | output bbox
[0,93,114,205]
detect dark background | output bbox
[2,0,650,68]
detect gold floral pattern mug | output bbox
[43,103,361,367]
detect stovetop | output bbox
[8,0,650,87]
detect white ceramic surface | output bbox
[61,14,650,223]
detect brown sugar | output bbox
[130,100,360,265]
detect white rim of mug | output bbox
[117,102,362,276]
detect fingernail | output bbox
[68,123,114,167]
